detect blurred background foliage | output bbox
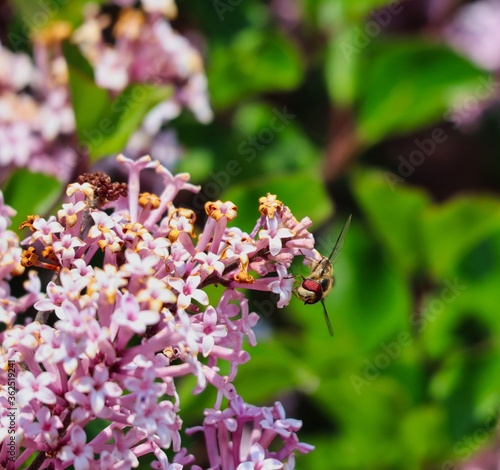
[3,0,500,468]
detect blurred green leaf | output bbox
[311,0,399,29]
[325,28,361,106]
[232,102,277,134]
[357,40,488,143]
[453,233,500,330]
[231,102,321,174]
[177,148,215,182]
[234,338,319,403]
[338,0,401,22]
[421,233,500,358]
[10,0,103,29]
[429,352,500,442]
[399,405,449,462]
[258,130,320,173]
[63,41,111,148]
[313,375,414,469]
[421,196,500,278]
[90,84,173,160]
[352,168,431,274]
[3,170,62,232]
[321,1,411,104]
[208,29,303,108]
[65,41,172,161]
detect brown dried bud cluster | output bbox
[78,171,128,207]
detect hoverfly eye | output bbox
[301,279,323,304]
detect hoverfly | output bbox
[296,215,352,336]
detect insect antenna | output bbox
[328,214,352,263]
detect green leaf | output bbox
[311,374,415,469]
[421,233,500,358]
[325,28,361,105]
[338,0,402,22]
[231,101,321,174]
[234,338,319,403]
[399,405,449,462]
[429,352,500,442]
[63,41,111,148]
[3,170,62,233]
[176,148,215,182]
[208,29,303,108]
[357,40,488,143]
[351,168,431,274]
[64,42,173,161]
[89,84,173,160]
[10,0,104,31]
[324,0,419,105]
[218,171,333,233]
[312,0,402,29]
[421,196,500,278]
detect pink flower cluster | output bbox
[74,1,212,161]
[0,0,211,183]
[0,39,77,181]
[445,0,500,72]
[0,155,316,469]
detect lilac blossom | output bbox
[236,443,283,470]
[74,2,212,161]
[445,0,500,72]
[169,275,209,309]
[0,156,316,468]
[0,0,212,183]
[187,397,314,470]
[0,37,77,182]
[23,407,63,446]
[441,0,500,127]
[16,371,57,407]
[457,447,500,470]
[58,426,95,469]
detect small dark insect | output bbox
[296,215,352,336]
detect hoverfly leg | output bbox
[321,299,334,336]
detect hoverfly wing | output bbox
[328,214,352,265]
[321,299,334,336]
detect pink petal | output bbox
[102,382,123,398]
[191,289,208,305]
[91,391,105,414]
[268,236,282,256]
